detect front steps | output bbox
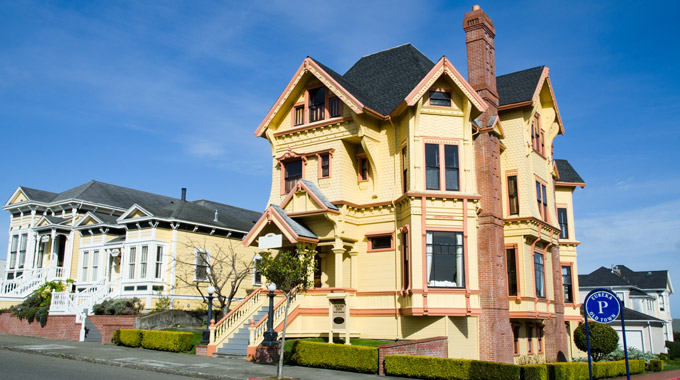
[215,306,268,356]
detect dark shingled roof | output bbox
[51,181,177,210]
[20,187,58,203]
[300,180,338,211]
[497,66,545,107]
[617,307,664,323]
[580,265,670,290]
[312,44,435,116]
[270,205,317,240]
[44,215,69,225]
[555,159,585,185]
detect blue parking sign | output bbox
[584,289,621,323]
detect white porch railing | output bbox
[210,288,267,346]
[248,289,302,348]
[49,277,121,323]
[0,268,49,297]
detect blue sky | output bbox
[1,1,679,314]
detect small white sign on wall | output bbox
[258,233,282,249]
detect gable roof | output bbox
[20,187,58,203]
[579,265,671,291]
[343,44,435,115]
[256,44,489,137]
[555,159,586,187]
[497,66,545,107]
[50,180,176,210]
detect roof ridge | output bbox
[497,65,545,79]
[358,43,415,59]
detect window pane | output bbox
[507,248,517,296]
[140,246,148,279]
[285,159,303,192]
[425,144,440,190]
[562,266,573,303]
[444,145,459,191]
[129,247,136,280]
[429,91,451,106]
[329,97,341,117]
[558,208,568,239]
[320,154,330,177]
[370,236,392,250]
[534,253,544,298]
[426,231,464,287]
[81,251,89,282]
[309,87,325,122]
[155,246,163,279]
[508,176,519,215]
[294,105,304,126]
[359,157,369,181]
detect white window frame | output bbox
[253,255,262,286]
[91,249,99,282]
[128,247,137,280]
[154,246,164,280]
[139,245,148,279]
[81,250,89,282]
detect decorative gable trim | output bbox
[74,211,105,227]
[403,57,488,114]
[255,58,365,138]
[117,204,154,222]
[279,179,340,215]
[243,206,319,247]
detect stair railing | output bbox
[0,268,50,297]
[210,288,266,346]
[248,288,302,348]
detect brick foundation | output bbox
[377,337,448,376]
[88,315,138,344]
[195,344,216,357]
[0,311,81,341]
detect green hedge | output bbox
[118,329,143,348]
[114,329,194,353]
[384,355,471,380]
[290,341,378,374]
[647,359,663,372]
[384,355,520,380]
[141,330,193,353]
[522,364,548,380]
[546,360,644,380]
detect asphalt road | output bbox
[0,349,203,380]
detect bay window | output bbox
[508,175,519,215]
[426,231,464,288]
[154,246,163,279]
[534,252,545,298]
[558,208,568,239]
[128,247,136,280]
[562,265,573,303]
[507,248,518,296]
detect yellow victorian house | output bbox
[211,5,586,363]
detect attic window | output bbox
[429,90,451,107]
[309,87,325,122]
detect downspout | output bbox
[388,115,401,340]
[648,321,654,354]
[170,222,179,309]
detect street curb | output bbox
[0,345,244,380]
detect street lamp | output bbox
[201,285,216,345]
[262,282,278,346]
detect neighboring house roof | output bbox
[629,288,652,297]
[497,66,545,107]
[555,159,586,187]
[617,307,665,323]
[50,180,176,210]
[580,265,671,291]
[341,44,435,115]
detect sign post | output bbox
[583,288,629,380]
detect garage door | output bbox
[616,330,644,352]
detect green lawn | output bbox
[283,337,395,356]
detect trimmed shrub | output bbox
[112,329,121,345]
[385,355,471,380]
[290,341,378,374]
[118,329,143,348]
[648,359,663,372]
[547,362,589,380]
[141,330,193,353]
[666,339,680,359]
[546,360,644,380]
[574,323,619,361]
[384,355,520,380]
[522,364,548,380]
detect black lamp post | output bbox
[262,282,278,346]
[201,285,215,345]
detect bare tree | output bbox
[174,238,255,319]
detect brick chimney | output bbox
[464,5,513,364]
[463,4,498,115]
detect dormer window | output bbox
[291,87,343,127]
[429,90,451,107]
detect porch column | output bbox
[49,229,57,274]
[348,251,359,289]
[332,248,345,288]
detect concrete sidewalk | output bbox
[0,333,402,380]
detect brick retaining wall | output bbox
[377,336,448,376]
[88,315,138,344]
[0,311,81,341]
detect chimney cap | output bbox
[472,5,480,10]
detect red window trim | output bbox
[505,170,519,217]
[290,85,343,128]
[423,138,461,192]
[317,152,332,179]
[366,231,394,252]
